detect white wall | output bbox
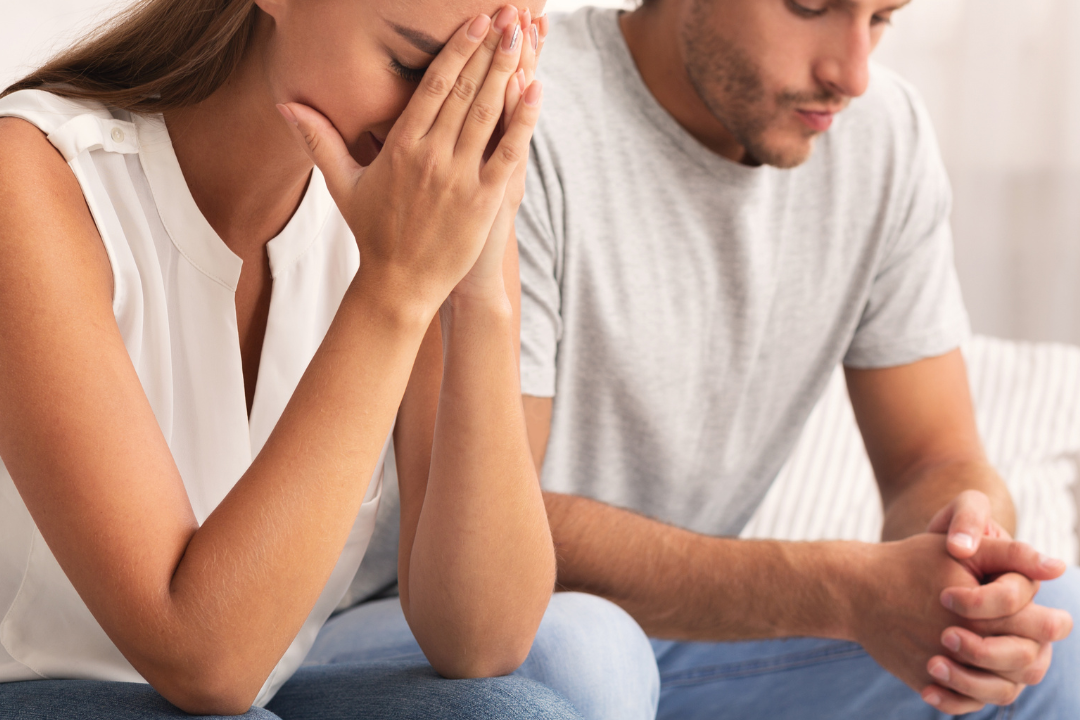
[4,1,1078,346]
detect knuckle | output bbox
[452,75,480,103]
[495,142,523,166]
[469,101,501,127]
[1022,665,1046,685]
[422,72,452,98]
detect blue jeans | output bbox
[0,664,582,720]
[302,591,661,720]
[651,567,1080,720]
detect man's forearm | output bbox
[880,458,1016,542]
[545,490,870,642]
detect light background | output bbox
[3,0,1078,346]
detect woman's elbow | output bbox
[149,663,263,717]
[428,637,535,680]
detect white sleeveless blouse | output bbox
[0,90,386,706]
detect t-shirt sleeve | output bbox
[516,135,564,398]
[843,85,971,369]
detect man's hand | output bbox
[928,489,1011,559]
[851,534,1070,715]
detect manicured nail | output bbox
[523,80,542,107]
[504,23,521,52]
[531,24,539,50]
[943,632,961,653]
[929,662,950,682]
[515,69,526,95]
[494,5,517,34]
[522,8,532,27]
[467,14,491,41]
[924,691,942,708]
[951,533,975,551]
[276,104,298,126]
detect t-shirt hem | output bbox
[843,322,972,369]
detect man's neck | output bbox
[163,20,313,257]
[619,1,749,164]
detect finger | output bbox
[430,7,512,146]
[967,604,1074,644]
[927,656,1025,707]
[394,15,490,141]
[503,69,526,130]
[518,8,538,87]
[966,538,1066,581]
[942,626,1046,678]
[277,103,364,200]
[537,13,549,56]
[941,572,1039,620]
[921,684,985,715]
[944,491,993,559]
[481,80,542,189]
[454,14,524,158]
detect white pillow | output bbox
[741,336,1080,564]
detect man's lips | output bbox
[795,109,836,133]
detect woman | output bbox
[0,0,588,716]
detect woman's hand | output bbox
[452,8,547,305]
[279,7,542,322]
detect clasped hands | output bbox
[855,490,1073,715]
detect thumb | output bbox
[277,103,364,200]
[928,490,993,560]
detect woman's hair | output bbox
[1,0,258,114]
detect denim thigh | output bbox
[651,566,1080,720]
[303,592,659,720]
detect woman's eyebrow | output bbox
[389,23,446,56]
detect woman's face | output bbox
[256,0,545,165]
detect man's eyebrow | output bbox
[389,23,446,56]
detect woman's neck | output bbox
[164,23,313,257]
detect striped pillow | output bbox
[741,336,1080,564]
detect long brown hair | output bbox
[2,0,258,114]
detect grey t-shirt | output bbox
[517,8,971,537]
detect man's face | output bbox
[679,0,908,168]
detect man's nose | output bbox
[814,23,872,100]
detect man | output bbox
[516,0,1079,717]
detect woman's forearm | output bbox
[402,292,555,678]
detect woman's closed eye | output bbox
[390,58,427,84]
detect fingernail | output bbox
[515,69,526,94]
[941,592,955,611]
[522,8,531,27]
[1040,553,1064,569]
[943,632,961,653]
[467,14,491,41]
[951,533,975,551]
[531,24,539,51]
[929,662,950,682]
[523,80,543,107]
[494,5,517,34]
[276,103,298,126]
[503,23,521,52]
[924,691,942,707]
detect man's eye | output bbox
[390,58,427,84]
[787,0,828,18]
